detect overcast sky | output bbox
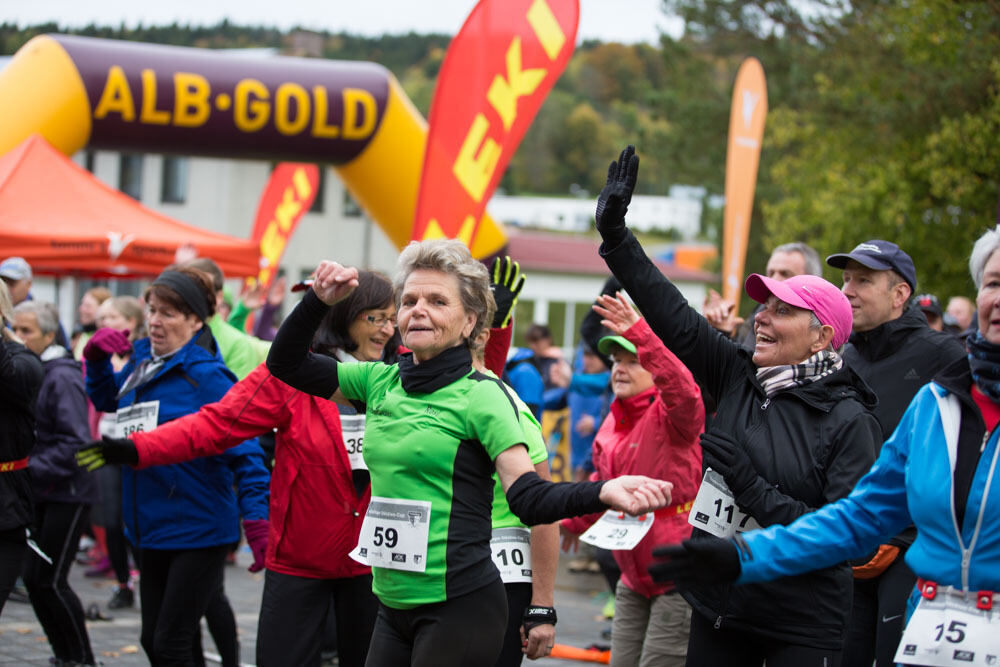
[7,0,682,44]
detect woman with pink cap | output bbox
[594,145,882,666]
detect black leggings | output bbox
[137,545,229,666]
[194,586,240,667]
[496,582,532,667]
[23,501,94,665]
[0,526,26,616]
[685,609,842,667]
[256,569,378,667]
[97,465,131,585]
[844,556,916,667]
[366,579,508,667]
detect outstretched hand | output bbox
[595,145,639,247]
[599,475,672,516]
[311,261,359,306]
[648,537,741,584]
[76,436,139,471]
[702,289,744,335]
[490,256,525,329]
[593,292,639,335]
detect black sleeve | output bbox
[580,275,620,369]
[266,290,340,398]
[505,471,606,526]
[599,230,744,401]
[0,340,43,410]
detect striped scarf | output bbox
[756,350,843,398]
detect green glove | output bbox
[77,436,139,471]
[490,256,526,329]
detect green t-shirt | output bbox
[491,380,548,530]
[337,361,526,609]
[207,315,270,380]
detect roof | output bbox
[504,228,718,283]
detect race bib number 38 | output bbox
[340,413,367,471]
[580,510,654,550]
[894,593,999,666]
[115,401,159,438]
[350,497,431,572]
[688,469,760,538]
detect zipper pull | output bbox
[714,615,723,629]
[982,431,989,453]
[760,398,771,410]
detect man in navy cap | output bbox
[827,239,966,667]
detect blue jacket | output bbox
[86,329,269,550]
[504,349,545,420]
[30,347,98,505]
[739,359,1000,594]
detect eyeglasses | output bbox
[363,314,397,328]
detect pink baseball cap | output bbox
[745,273,853,349]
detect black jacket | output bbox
[0,339,44,532]
[844,304,967,441]
[602,231,881,648]
[30,348,98,505]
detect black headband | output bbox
[152,271,210,322]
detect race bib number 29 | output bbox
[350,497,431,572]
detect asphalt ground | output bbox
[0,547,615,666]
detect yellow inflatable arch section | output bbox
[0,34,507,258]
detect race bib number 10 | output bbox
[491,527,532,583]
[894,593,998,666]
[580,510,654,550]
[350,497,431,572]
[688,469,760,538]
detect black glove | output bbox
[649,537,742,584]
[76,436,139,471]
[699,431,756,497]
[490,256,525,328]
[595,145,639,248]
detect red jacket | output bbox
[132,363,370,580]
[563,318,704,598]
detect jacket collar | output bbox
[610,386,657,429]
[847,304,929,362]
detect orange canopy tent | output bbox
[0,135,259,278]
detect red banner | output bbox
[249,163,320,288]
[721,58,768,310]
[412,0,579,245]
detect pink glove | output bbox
[242,519,269,573]
[83,328,132,362]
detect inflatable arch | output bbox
[0,34,507,258]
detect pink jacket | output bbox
[563,318,704,598]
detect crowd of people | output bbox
[0,140,997,667]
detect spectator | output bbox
[0,281,44,615]
[0,257,33,306]
[827,239,967,667]
[946,295,976,331]
[12,301,97,665]
[72,287,111,361]
[524,323,565,390]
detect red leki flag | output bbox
[412,0,579,246]
[248,163,320,289]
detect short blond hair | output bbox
[393,240,495,350]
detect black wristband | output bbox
[522,605,557,633]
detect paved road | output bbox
[0,547,614,665]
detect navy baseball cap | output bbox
[826,240,916,292]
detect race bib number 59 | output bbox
[350,497,431,572]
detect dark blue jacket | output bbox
[0,339,43,531]
[30,347,98,505]
[86,329,269,550]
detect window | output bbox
[160,156,188,203]
[84,150,95,173]
[119,154,143,200]
[309,167,326,213]
[342,188,362,218]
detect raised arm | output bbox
[266,261,357,403]
[594,145,744,398]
